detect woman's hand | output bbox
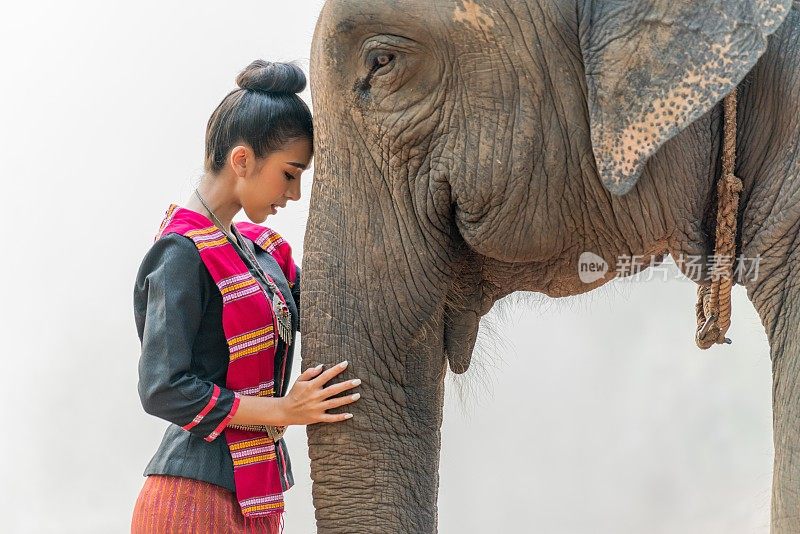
[276,360,361,426]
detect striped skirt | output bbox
[131,474,283,534]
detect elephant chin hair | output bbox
[444,306,521,413]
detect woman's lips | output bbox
[269,204,277,215]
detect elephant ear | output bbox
[582,0,792,195]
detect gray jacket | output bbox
[133,226,300,493]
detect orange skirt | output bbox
[131,474,282,534]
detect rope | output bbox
[695,89,743,349]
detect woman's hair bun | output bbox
[236,60,307,95]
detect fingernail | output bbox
[344,413,354,419]
[351,379,361,386]
[314,364,323,370]
[351,393,360,400]
[339,360,348,368]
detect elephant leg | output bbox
[752,256,800,532]
[771,340,800,532]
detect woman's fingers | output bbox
[321,392,360,411]
[318,412,354,423]
[286,361,362,425]
[311,360,350,386]
[320,378,361,399]
[298,363,324,381]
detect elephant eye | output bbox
[357,49,398,92]
[357,35,419,95]
[367,50,396,75]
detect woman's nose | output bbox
[287,180,301,202]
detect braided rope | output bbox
[695,89,743,349]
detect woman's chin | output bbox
[244,204,277,223]
[243,208,267,224]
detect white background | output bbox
[0,1,774,532]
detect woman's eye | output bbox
[284,172,295,181]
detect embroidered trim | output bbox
[228,325,275,363]
[182,384,221,432]
[229,436,278,468]
[185,227,229,250]
[218,273,262,304]
[205,392,241,443]
[235,379,275,397]
[234,221,297,286]
[240,493,285,515]
[253,228,286,254]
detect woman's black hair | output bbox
[204,60,313,173]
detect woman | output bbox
[131,60,360,533]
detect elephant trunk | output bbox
[301,251,447,533]
[301,154,450,533]
[305,337,446,533]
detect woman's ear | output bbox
[228,145,252,178]
[580,0,792,195]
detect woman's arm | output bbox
[134,234,240,442]
[231,361,361,427]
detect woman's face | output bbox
[238,137,313,223]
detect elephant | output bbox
[302,0,800,531]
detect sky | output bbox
[0,1,775,532]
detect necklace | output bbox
[193,188,293,346]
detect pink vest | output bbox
[155,203,297,519]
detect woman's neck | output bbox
[185,173,241,233]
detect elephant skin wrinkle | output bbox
[306,0,800,532]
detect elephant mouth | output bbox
[443,305,480,374]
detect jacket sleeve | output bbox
[291,265,301,334]
[133,233,240,442]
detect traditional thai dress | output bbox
[131,204,300,533]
